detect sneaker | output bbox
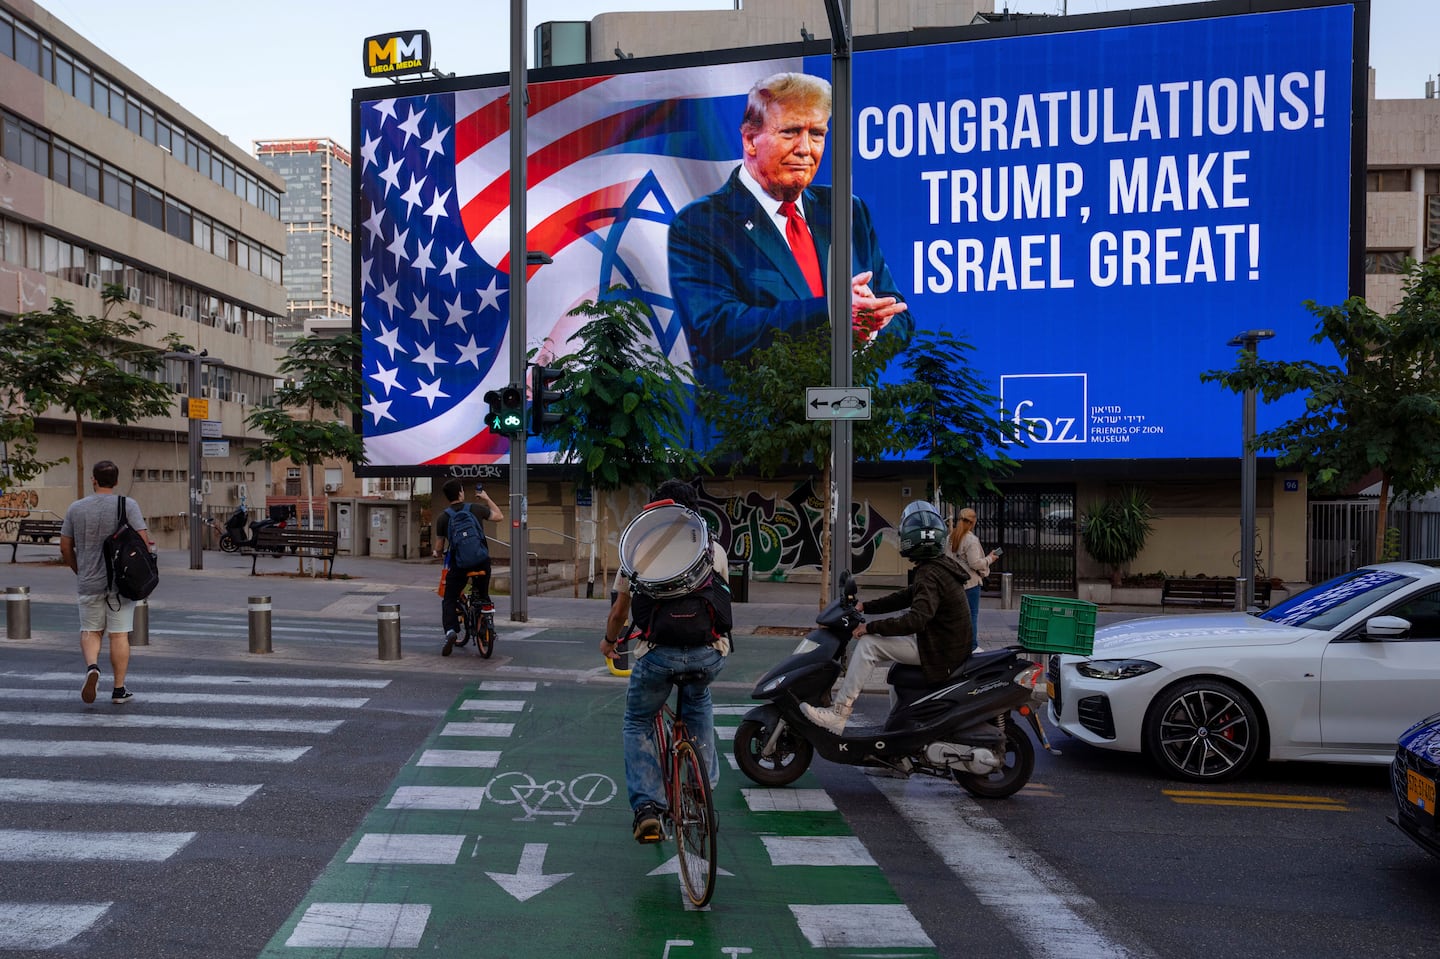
[111,687,134,705]
[801,702,850,735]
[81,667,100,704]
[632,802,664,844]
[442,629,457,657]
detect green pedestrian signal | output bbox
[484,384,526,435]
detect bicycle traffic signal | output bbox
[529,364,566,435]
[484,383,526,435]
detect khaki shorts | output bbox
[78,593,134,634]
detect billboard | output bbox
[352,0,1361,474]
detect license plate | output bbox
[1407,768,1436,812]
[1046,681,1056,699]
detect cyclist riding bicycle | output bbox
[601,479,731,844]
[434,478,503,657]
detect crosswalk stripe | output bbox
[459,699,526,712]
[0,777,261,807]
[763,835,877,867]
[0,738,309,763]
[0,688,368,709]
[386,786,488,810]
[479,681,537,691]
[742,788,837,812]
[285,903,430,949]
[0,903,110,949]
[713,705,752,716]
[416,749,502,768]
[870,775,1148,959]
[439,722,514,737]
[789,904,934,949]
[347,834,466,864]
[0,711,342,734]
[0,829,195,861]
[11,672,389,689]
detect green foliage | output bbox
[0,285,180,495]
[891,330,1024,504]
[245,332,365,470]
[1080,487,1154,587]
[540,291,700,491]
[1382,526,1401,563]
[1201,255,1440,554]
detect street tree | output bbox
[0,285,181,498]
[537,292,701,589]
[1201,256,1440,556]
[245,332,365,554]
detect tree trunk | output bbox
[73,412,85,501]
[1374,472,1391,560]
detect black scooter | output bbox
[734,572,1048,799]
[219,505,289,554]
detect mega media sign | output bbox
[362,30,432,79]
[351,0,1362,472]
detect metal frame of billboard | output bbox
[350,0,1368,478]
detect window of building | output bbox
[1365,250,1410,274]
[1366,169,1410,192]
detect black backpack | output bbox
[104,495,158,602]
[445,504,489,568]
[630,571,733,648]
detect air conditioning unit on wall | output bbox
[201,478,212,496]
[324,482,338,493]
[126,286,142,302]
[84,272,101,289]
[181,305,194,321]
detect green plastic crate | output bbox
[1017,595,1097,656]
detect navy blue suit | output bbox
[667,166,913,401]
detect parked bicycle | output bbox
[459,569,496,658]
[606,642,718,907]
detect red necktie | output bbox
[779,200,824,297]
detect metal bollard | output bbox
[131,598,149,646]
[1000,571,1015,610]
[248,595,272,654]
[1234,577,1248,612]
[377,603,402,660]
[5,586,31,640]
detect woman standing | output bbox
[948,508,998,651]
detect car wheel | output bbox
[1143,678,1262,782]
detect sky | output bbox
[43,0,1439,151]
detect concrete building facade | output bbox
[0,0,288,547]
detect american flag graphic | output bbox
[358,57,803,468]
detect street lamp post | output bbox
[1227,329,1274,609]
[165,348,222,570]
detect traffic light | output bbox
[529,364,565,435]
[484,384,526,435]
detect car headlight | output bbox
[1075,659,1161,681]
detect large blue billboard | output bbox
[352,1,1359,473]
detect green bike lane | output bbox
[260,665,940,957]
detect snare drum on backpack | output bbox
[619,501,712,599]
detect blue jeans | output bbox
[966,584,981,650]
[622,644,725,811]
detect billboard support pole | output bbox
[1228,329,1273,611]
[508,0,529,622]
[825,0,852,598]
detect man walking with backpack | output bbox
[433,478,502,656]
[601,479,732,843]
[60,460,155,705]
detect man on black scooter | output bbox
[802,500,973,735]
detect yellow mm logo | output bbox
[367,34,425,71]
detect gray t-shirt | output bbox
[61,494,148,595]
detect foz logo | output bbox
[1000,373,1087,444]
[363,31,432,79]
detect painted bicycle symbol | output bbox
[485,771,617,824]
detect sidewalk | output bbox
[1,544,1166,643]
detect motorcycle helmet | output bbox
[897,500,947,561]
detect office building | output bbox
[0,0,288,545]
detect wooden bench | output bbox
[5,519,65,562]
[1162,577,1272,610]
[245,526,340,579]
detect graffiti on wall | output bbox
[690,479,894,577]
[0,489,41,539]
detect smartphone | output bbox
[992,546,1004,558]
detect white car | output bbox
[1048,561,1440,781]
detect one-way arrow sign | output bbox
[806,387,872,421]
[486,843,571,901]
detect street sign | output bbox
[201,419,223,439]
[805,387,872,421]
[185,398,209,419]
[202,440,229,458]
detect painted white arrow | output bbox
[646,855,734,878]
[486,843,571,902]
